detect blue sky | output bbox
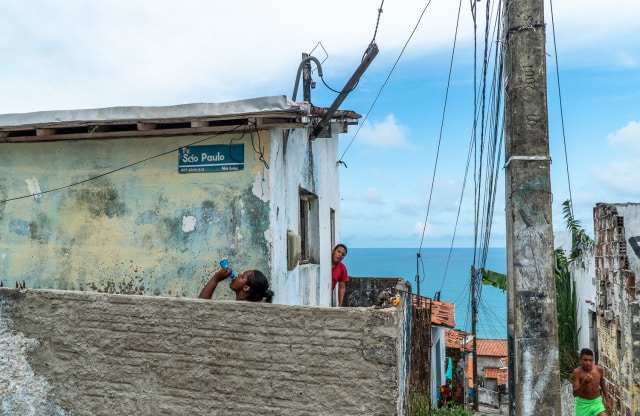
[1,0,639,249]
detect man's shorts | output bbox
[575,396,606,416]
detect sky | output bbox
[1,0,639,249]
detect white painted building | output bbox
[0,96,360,307]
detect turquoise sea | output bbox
[345,247,507,340]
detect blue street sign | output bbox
[179,144,244,173]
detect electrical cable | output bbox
[0,124,251,204]
[338,0,434,165]
[418,0,463,256]
[432,0,467,295]
[317,0,385,96]
[548,0,574,218]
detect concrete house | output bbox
[467,338,508,408]
[0,96,359,306]
[569,202,640,415]
[590,203,640,415]
[445,328,473,405]
[412,297,456,407]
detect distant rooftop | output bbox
[414,297,456,328]
[476,338,508,357]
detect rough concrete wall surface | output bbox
[561,379,575,415]
[0,288,406,416]
[343,277,404,308]
[594,203,640,415]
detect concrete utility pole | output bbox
[503,0,562,414]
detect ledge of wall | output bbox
[0,288,408,415]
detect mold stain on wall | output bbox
[75,187,126,219]
[0,134,273,299]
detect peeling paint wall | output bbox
[0,134,272,300]
[593,203,640,415]
[0,122,344,307]
[267,127,342,306]
[0,288,408,416]
[570,248,597,352]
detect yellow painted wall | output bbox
[0,133,271,299]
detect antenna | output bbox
[312,42,379,138]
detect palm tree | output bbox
[555,199,592,378]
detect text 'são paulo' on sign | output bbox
[179,144,244,173]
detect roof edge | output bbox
[0,95,302,129]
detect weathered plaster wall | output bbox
[0,288,409,415]
[267,127,341,307]
[431,326,446,406]
[593,203,640,415]
[570,248,597,352]
[0,134,272,300]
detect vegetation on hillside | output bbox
[410,392,475,416]
[556,199,593,379]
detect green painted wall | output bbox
[0,134,271,299]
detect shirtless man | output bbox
[572,348,611,416]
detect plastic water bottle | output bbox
[219,257,236,280]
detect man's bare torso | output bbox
[573,365,603,400]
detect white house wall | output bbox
[431,326,447,406]
[570,249,597,352]
[267,126,342,307]
[0,134,273,299]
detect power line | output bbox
[338,0,434,164]
[0,125,246,204]
[548,0,574,218]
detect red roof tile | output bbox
[413,296,456,328]
[445,329,473,352]
[476,339,508,357]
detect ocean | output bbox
[345,247,507,340]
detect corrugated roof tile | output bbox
[412,296,456,328]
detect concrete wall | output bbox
[0,288,410,415]
[267,126,342,307]
[431,326,446,406]
[570,247,597,353]
[343,276,404,307]
[0,133,271,300]
[593,203,640,415]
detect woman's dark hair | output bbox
[334,243,348,254]
[246,270,274,303]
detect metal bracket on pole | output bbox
[311,43,379,139]
[503,155,550,168]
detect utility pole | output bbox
[302,53,313,103]
[470,267,479,411]
[503,0,562,414]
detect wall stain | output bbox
[136,210,160,225]
[0,181,6,225]
[241,188,270,252]
[76,187,126,218]
[8,213,51,243]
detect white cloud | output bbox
[593,160,637,196]
[395,198,423,216]
[590,121,640,195]
[357,114,410,148]
[362,187,384,205]
[613,52,640,69]
[608,121,640,151]
[412,221,428,237]
[2,0,639,113]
